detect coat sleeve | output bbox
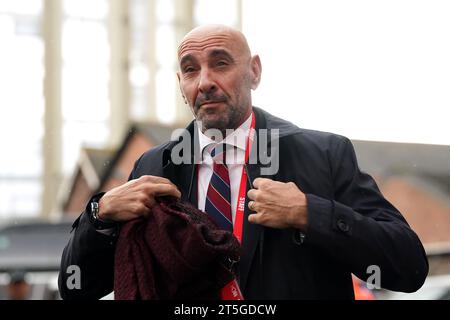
[304,137,429,293]
[58,154,145,300]
[58,208,117,300]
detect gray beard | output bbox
[199,105,247,135]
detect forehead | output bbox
[178,33,239,62]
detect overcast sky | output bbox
[243,0,450,145]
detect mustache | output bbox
[194,93,228,109]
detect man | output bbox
[59,25,428,299]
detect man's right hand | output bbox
[98,175,181,222]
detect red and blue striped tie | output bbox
[205,145,233,231]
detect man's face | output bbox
[177,28,260,132]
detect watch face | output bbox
[87,194,116,230]
[92,205,116,230]
[91,201,99,219]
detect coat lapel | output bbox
[238,107,274,293]
[162,121,198,205]
[238,161,264,292]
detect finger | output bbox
[142,208,154,219]
[248,200,257,212]
[248,212,263,224]
[142,196,157,210]
[150,183,182,199]
[137,202,152,214]
[140,179,179,194]
[129,202,151,218]
[253,177,273,189]
[130,176,173,190]
[247,189,260,201]
[139,175,174,185]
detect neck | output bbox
[233,107,252,130]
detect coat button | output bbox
[337,219,349,233]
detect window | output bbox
[0,0,44,219]
[129,0,177,124]
[155,0,176,123]
[129,0,151,120]
[61,0,110,174]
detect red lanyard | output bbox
[220,112,255,301]
[233,112,255,243]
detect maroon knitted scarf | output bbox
[114,198,241,300]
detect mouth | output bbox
[200,101,225,109]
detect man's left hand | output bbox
[247,178,308,231]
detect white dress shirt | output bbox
[197,114,253,225]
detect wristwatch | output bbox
[88,194,117,230]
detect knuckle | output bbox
[161,177,172,184]
[133,203,144,213]
[137,193,148,203]
[163,185,174,194]
[140,183,150,192]
[258,214,266,224]
[147,183,157,192]
[260,181,270,190]
[128,179,139,187]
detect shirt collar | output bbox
[198,113,252,158]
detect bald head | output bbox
[176,24,261,134]
[178,25,251,62]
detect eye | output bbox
[216,60,228,67]
[183,66,196,73]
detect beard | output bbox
[193,90,250,135]
[198,103,245,132]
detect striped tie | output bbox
[205,144,233,231]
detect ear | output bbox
[250,55,262,90]
[176,72,188,104]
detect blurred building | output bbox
[353,140,450,248]
[0,0,242,221]
[61,123,177,216]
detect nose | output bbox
[198,69,217,94]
